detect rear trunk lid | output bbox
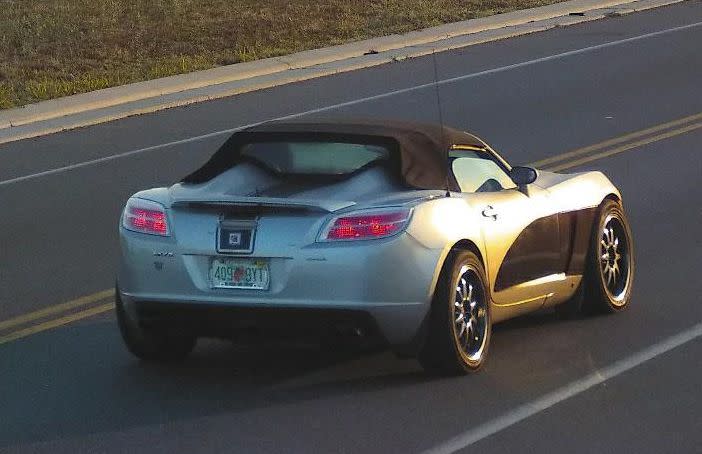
[166,164,408,256]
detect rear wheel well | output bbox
[401,240,486,359]
[431,240,485,297]
[451,240,484,266]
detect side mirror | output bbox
[510,166,537,186]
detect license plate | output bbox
[209,258,270,290]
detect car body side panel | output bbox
[560,206,599,275]
[465,170,618,320]
[405,196,487,301]
[535,170,621,209]
[491,206,598,293]
[468,185,561,307]
[535,169,620,278]
[406,189,560,322]
[493,212,562,292]
[558,210,576,272]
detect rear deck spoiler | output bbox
[170,196,355,213]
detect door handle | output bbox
[482,205,498,220]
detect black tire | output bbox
[115,287,196,362]
[419,250,491,375]
[582,199,635,314]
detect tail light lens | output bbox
[319,208,412,242]
[122,198,170,236]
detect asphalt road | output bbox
[1,2,701,452]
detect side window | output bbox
[451,151,516,193]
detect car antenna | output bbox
[431,50,450,198]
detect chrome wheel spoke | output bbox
[457,321,466,338]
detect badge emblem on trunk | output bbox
[217,220,256,254]
[228,232,242,246]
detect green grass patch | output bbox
[0,0,565,109]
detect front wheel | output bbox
[583,199,635,313]
[419,250,491,375]
[115,287,196,362]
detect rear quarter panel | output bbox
[406,197,486,300]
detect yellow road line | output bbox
[530,112,702,168]
[0,302,115,345]
[0,289,113,332]
[547,121,702,171]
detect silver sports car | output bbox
[116,119,634,374]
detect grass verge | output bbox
[1,0,566,109]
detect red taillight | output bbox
[122,199,170,236]
[321,209,411,241]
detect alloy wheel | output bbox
[599,214,631,304]
[452,265,488,362]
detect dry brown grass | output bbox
[0,0,564,109]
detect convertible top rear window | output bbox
[240,141,390,175]
[182,120,488,189]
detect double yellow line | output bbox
[1,111,701,346]
[530,112,702,171]
[0,290,114,345]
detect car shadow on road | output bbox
[0,320,428,448]
[1,309,595,449]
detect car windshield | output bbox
[240,141,390,175]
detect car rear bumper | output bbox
[118,231,443,347]
[118,291,429,347]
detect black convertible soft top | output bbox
[182,119,486,190]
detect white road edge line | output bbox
[422,321,702,454]
[1,20,701,188]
